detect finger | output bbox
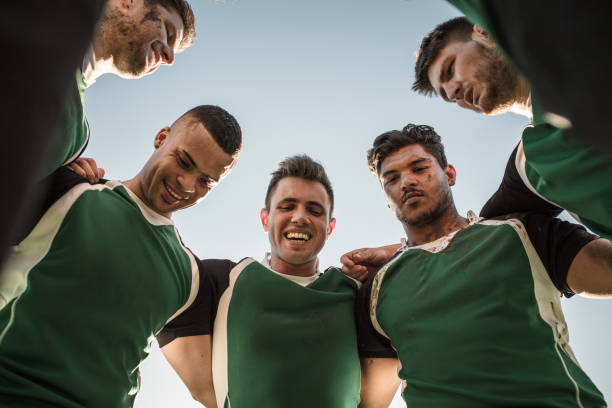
[79,160,97,183]
[356,270,369,282]
[97,168,106,179]
[340,254,355,268]
[68,162,87,178]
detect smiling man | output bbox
[343,124,611,407]
[0,105,241,408]
[157,155,362,408]
[46,0,195,180]
[413,16,612,243]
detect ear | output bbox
[260,208,269,232]
[154,127,171,150]
[445,165,457,186]
[326,217,337,240]
[472,25,493,46]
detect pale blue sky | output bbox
[83,1,611,406]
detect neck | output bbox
[403,206,467,247]
[123,175,173,219]
[268,254,318,277]
[509,77,532,118]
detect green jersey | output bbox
[0,169,200,408]
[449,0,612,240]
[158,257,362,408]
[357,213,606,407]
[42,69,90,178]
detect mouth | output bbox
[401,191,424,205]
[284,231,312,242]
[163,181,189,203]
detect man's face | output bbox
[427,35,520,115]
[261,177,336,266]
[139,120,235,217]
[379,145,455,227]
[107,1,184,78]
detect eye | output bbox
[413,166,428,173]
[177,154,189,168]
[278,204,294,211]
[384,175,398,185]
[199,178,215,189]
[308,207,324,216]
[446,59,455,79]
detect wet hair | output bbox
[413,17,473,96]
[367,124,448,176]
[175,105,242,157]
[265,155,335,218]
[145,0,195,50]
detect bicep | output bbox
[359,357,400,408]
[161,335,216,405]
[567,238,612,298]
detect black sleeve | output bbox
[494,212,599,298]
[156,258,236,348]
[355,274,397,359]
[12,167,106,244]
[480,143,562,218]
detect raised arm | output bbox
[359,357,401,408]
[162,335,216,407]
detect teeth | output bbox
[166,183,185,200]
[285,232,310,241]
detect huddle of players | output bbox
[0,1,611,407]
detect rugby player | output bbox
[343,124,611,407]
[0,105,241,408]
[413,15,612,241]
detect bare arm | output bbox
[341,244,401,281]
[358,357,401,408]
[161,335,217,407]
[567,238,612,298]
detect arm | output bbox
[340,244,401,281]
[156,258,233,406]
[359,358,400,408]
[161,335,216,407]
[567,238,612,298]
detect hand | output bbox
[66,157,105,184]
[340,244,401,282]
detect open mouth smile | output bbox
[164,181,188,203]
[284,231,312,242]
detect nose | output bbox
[177,173,196,194]
[400,171,417,188]
[160,42,175,65]
[291,206,310,225]
[442,81,462,102]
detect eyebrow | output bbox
[182,149,218,182]
[381,157,432,179]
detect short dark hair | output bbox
[265,155,335,218]
[146,0,195,51]
[176,105,242,157]
[367,124,448,176]
[413,17,473,96]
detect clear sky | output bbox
[83,0,612,406]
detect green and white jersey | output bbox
[159,257,362,408]
[449,0,612,241]
[0,169,199,408]
[357,212,606,407]
[42,68,90,178]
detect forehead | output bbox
[171,121,235,177]
[380,144,438,173]
[427,40,468,91]
[270,177,330,208]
